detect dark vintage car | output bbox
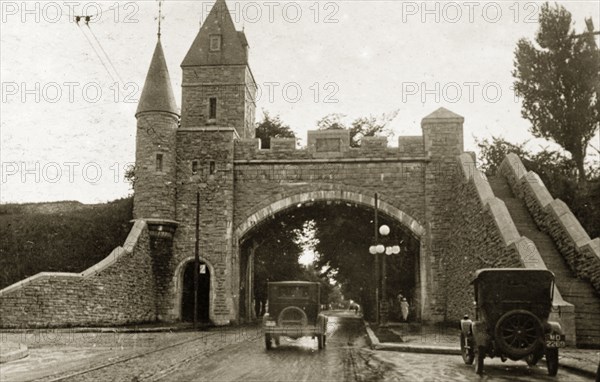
[262,281,328,350]
[460,269,566,376]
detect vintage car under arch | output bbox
[262,281,328,350]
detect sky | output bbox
[1,0,599,204]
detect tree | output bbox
[255,111,296,149]
[513,3,600,183]
[317,111,399,147]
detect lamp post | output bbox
[369,193,401,325]
[193,191,200,329]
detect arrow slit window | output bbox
[209,97,217,119]
[155,153,163,172]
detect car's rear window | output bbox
[274,285,310,299]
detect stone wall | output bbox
[500,153,600,295]
[444,154,575,342]
[181,66,253,139]
[133,111,178,220]
[172,127,237,324]
[444,154,523,321]
[0,221,156,328]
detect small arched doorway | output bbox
[181,261,211,322]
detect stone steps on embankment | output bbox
[488,176,600,348]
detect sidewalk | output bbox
[365,321,599,379]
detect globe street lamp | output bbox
[370,194,403,325]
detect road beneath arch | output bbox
[0,311,590,381]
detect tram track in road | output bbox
[41,326,261,382]
[144,331,263,382]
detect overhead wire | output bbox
[76,22,117,83]
[85,24,125,84]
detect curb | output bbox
[364,320,460,355]
[0,342,29,364]
[364,321,598,379]
[560,361,598,380]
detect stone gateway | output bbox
[1,0,599,348]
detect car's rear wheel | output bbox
[495,310,542,358]
[546,348,559,376]
[460,332,474,365]
[526,351,542,366]
[265,334,272,350]
[475,346,485,375]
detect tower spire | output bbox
[156,0,164,39]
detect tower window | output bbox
[209,97,217,119]
[192,160,199,174]
[209,161,216,174]
[209,35,222,51]
[155,153,164,172]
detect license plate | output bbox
[545,340,565,348]
[545,333,565,348]
[265,321,276,327]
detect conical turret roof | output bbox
[136,39,179,117]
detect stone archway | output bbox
[233,190,428,322]
[171,256,217,323]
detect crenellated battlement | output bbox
[234,131,430,162]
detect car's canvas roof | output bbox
[471,268,554,284]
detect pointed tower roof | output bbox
[181,0,248,67]
[422,107,464,122]
[136,39,179,117]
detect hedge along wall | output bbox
[500,153,600,295]
[445,154,575,341]
[0,221,157,328]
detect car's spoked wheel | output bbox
[546,348,559,376]
[495,310,541,358]
[475,346,485,375]
[460,333,475,365]
[265,334,272,350]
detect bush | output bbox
[0,197,133,289]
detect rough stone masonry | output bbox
[1,0,598,347]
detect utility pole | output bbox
[193,191,200,329]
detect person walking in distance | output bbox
[400,297,410,322]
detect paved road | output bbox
[0,312,592,381]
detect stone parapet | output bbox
[500,153,600,295]
[0,221,157,328]
[233,132,427,161]
[445,154,575,343]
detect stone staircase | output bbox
[488,176,600,348]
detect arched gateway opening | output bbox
[234,191,426,323]
[178,259,212,323]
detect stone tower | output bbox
[171,0,258,325]
[180,0,257,137]
[133,36,180,223]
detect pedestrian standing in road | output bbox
[400,297,410,322]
